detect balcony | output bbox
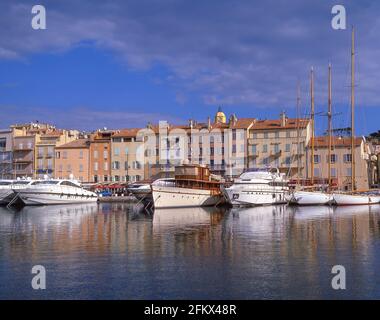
[13,158,33,163]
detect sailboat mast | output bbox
[328,64,332,189]
[296,82,301,186]
[351,26,355,191]
[310,67,315,185]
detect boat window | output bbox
[60,181,80,188]
[0,181,12,185]
[13,181,32,185]
[32,181,60,185]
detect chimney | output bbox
[280,111,287,127]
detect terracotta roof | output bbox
[312,136,362,148]
[56,139,90,149]
[112,128,141,138]
[251,118,309,130]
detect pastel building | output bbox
[110,128,145,182]
[0,129,13,179]
[55,139,91,182]
[89,130,113,183]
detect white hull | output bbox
[0,189,15,205]
[152,185,221,208]
[223,187,289,206]
[289,191,333,206]
[333,193,376,206]
[17,186,98,206]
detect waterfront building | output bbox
[89,129,113,183]
[55,139,91,182]
[110,128,145,183]
[10,122,78,178]
[248,112,312,180]
[310,136,370,190]
[0,129,13,179]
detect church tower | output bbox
[214,106,226,124]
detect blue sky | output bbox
[0,0,380,135]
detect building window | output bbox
[103,150,108,159]
[264,132,269,139]
[47,159,53,170]
[94,162,98,171]
[232,145,236,154]
[125,147,129,155]
[240,131,245,140]
[232,130,236,140]
[79,164,83,172]
[79,150,83,159]
[343,154,352,163]
[331,168,337,177]
[274,144,280,153]
[329,154,337,163]
[252,133,257,139]
[314,155,320,164]
[114,175,120,182]
[63,151,68,159]
[136,175,141,182]
[114,147,120,156]
[285,157,291,165]
[275,132,279,139]
[112,161,120,170]
[347,168,352,176]
[286,131,291,138]
[94,150,98,159]
[285,144,290,152]
[104,175,108,182]
[263,157,269,165]
[104,162,108,171]
[314,168,320,177]
[56,151,60,159]
[59,164,63,172]
[252,145,257,154]
[240,143,245,153]
[263,144,268,153]
[67,164,72,172]
[94,175,98,183]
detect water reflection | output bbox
[0,203,380,299]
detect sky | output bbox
[1,0,380,135]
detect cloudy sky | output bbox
[0,0,379,135]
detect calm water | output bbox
[0,202,380,299]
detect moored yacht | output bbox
[151,164,223,208]
[333,193,374,206]
[0,179,36,205]
[16,179,98,205]
[288,190,333,206]
[222,168,289,206]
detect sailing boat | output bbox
[333,27,375,205]
[289,67,333,205]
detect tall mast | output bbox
[296,82,301,186]
[328,64,332,189]
[351,26,355,191]
[310,67,315,185]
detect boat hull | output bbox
[289,191,333,206]
[0,189,15,205]
[152,185,222,208]
[333,193,375,206]
[16,187,98,206]
[223,186,288,206]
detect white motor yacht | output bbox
[16,179,98,205]
[222,168,289,206]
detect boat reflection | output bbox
[291,205,333,220]
[152,206,226,234]
[333,204,380,217]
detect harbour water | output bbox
[0,203,380,299]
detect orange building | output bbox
[55,139,91,182]
[89,130,113,183]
